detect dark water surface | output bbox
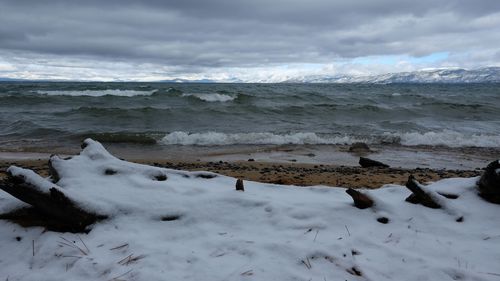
[1,82,499,152]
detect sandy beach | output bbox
[1,142,492,189]
[0,156,482,189]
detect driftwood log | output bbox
[345,188,374,209]
[359,157,389,168]
[0,169,104,232]
[236,179,245,191]
[1,137,496,233]
[478,160,500,204]
[404,176,441,209]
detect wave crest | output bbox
[160,130,500,147]
[161,132,358,146]
[386,130,500,147]
[182,93,236,102]
[35,89,158,97]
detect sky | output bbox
[1,0,499,82]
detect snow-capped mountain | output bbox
[2,67,499,83]
[285,67,500,83]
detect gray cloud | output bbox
[0,0,499,80]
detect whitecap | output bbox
[160,131,363,146]
[160,130,500,148]
[182,93,236,102]
[35,89,158,97]
[383,130,500,147]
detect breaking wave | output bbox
[160,131,500,147]
[182,93,236,102]
[35,89,158,97]
[387,130,500,148]
[161,132,365,146]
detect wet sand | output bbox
[1,142,495,188]
[0,158,482,189]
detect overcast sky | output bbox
[1,0,499,81]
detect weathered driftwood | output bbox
[48,155,61,183]
[235,179,245,191]
[0,173,103,232]
[345,188,374,209]
[404,176,441,209]
[359,157,389,168]
[477,160,500,204]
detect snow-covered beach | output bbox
[2,0,500,279]
[1,139,499,280]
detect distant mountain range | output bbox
[0,77,27,82]
[284,67,500,83]
[1,67,499,83]
[157,78,217,83]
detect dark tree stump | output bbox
[48,156,61,183]
[359,157,389,168]
[404,176,441,209]
[0,172,104,232]
[236,179,244,191]
[346,188,374,209]
[478,160,500,204]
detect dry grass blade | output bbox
[117,253,145,266]
[345,225,351,236]
[78,235,90,253]
[117,254,133,265]
[124,255,146,266]
[58,236,88,256]
[301,258,312,270]
[60,255,83,259]
[110,243,129,251]
[240,269,253,276]
[59,236,73,244]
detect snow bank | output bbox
[1,139,499,281]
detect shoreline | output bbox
[2,142,498,169]
[0,157,482,189]
[1,142,492,188]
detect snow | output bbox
[6,166,56,193]
[1,139,500,280]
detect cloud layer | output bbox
[1,0,499,81]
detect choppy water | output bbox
[0,82,499,151]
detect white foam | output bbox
[386,130,500,147]
[161,131,361,146]
[36,89,158,97]
[182,93,236,102]
[161,130,500,147]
